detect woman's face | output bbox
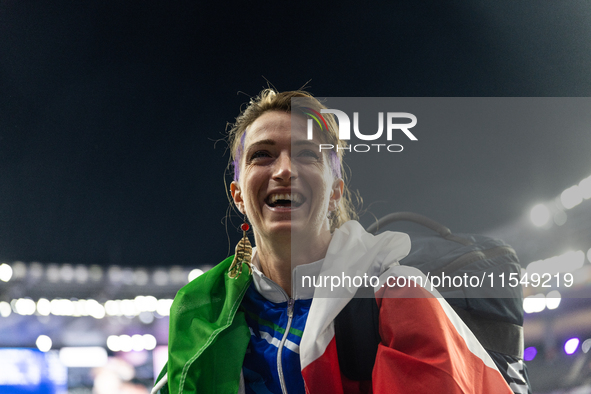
[231,111,343,243]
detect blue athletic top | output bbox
[240,254,322,394]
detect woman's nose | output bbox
[272,153,295,181]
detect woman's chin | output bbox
[257,208,326,240]
[259,221,310,239]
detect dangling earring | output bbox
[228,221,253,278]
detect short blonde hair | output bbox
[227,89,358,231]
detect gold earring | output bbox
[228,222,253,278]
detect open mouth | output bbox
[265,193,306,208]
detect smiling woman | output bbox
[151,90,517,394]
[230,110,343,292]
[228,90,356,234]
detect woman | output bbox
[152,90,514,394]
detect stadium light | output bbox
[578,175,591,200]
[36,335,52,352]
[107,335,122,352]
[59,347,108,367]
[74,265,89,283]
[561,185,583,209]
[530,204,550,227]
[545,290,561,310]
[37,298,51,316]
[15,298,36,315]
[523,347,537,361]
[0,263,13,282]
[188,268,203,282]
[106,334,157,352]
[0,301,11,317]
[523,294,546,314]
[564,338,580,355]
[526,250,585,276]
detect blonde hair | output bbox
[227,89,358,231]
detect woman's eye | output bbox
[298,149,319,159]
[249,151,271,161]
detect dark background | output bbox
[1,1,591,267]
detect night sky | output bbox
[1,1,591,267]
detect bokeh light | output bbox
[530,204,550,227]
[524,347,537,361]
[564,338,580,355]
[36,335,52,352]
[0,263,13,282]
[188,268,203,282]
[545,290,561,310]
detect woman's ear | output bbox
[230,181,245,214]
[329,178,344,211]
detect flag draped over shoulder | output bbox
[159,257,252,394]
[155,221,514,394]
[300,222,514,394]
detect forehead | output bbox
[245,111,321,146]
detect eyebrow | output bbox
[292,140,320,148]
[246,139,275,149]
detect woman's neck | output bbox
[254,231,332,297]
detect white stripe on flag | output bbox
[300,221,411,370]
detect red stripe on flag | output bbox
[373,283,513,394]
[302,337,345,394]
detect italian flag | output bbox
[154,221,514,393]
[300,266,515,393]
[300,221,514,393]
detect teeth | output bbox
[268,193,304,204]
